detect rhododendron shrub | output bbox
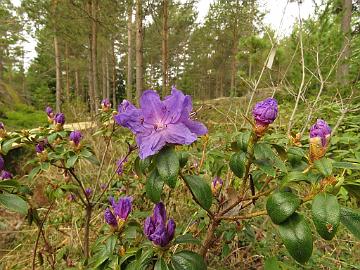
[0,88,359,269]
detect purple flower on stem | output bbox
[69,130,83,146]
[54,113,65,125]
[101,98,111,111]
[116,157,127,175]
[310,119,331,147]
[105,196,132,229]
[35,143,45,153]
[45,106,54,117]
[0,170,13,180]
[143,202,176,247]
[252,98,278,126]
[0,156,4,171]
[309,119,331,161]
[114,87,207,159]
[211,176,223,194]
[85,188,92,197]
[0,122,4,130]
[100,183,108,190]
[67,193,76,202]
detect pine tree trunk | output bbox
[54,35,62,112]
[112,40,117,106]
[106,53,110,99]
[135,0,143,104]
[91,0,99,110]
[336,0,352,86]
[127,2,133,101]
[161,0,169,97]
[75,69,80,98]
[87,0,95,113]
[65,42,70,100]
[102,55,106,99]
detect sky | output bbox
[14,0,319,69]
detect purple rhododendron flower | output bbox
[252,98,278,126]
[143,202,176,247]
[211,176,223,193]
[100,183,107,190]
[104,208,118,227]
[35,143,45,153]
[45,106,53,117]
[0,170,13,180]
[116,157,127,175]
[67,193,76,201]
[0,156,4,171]
[310,119,331,147]
[85,188,92,197]
[114,87,207,159]
[54,113,65,125]
[105,196,132,228]
[101,98,111,108]
[0,122,4,130]
[69,130,82,146]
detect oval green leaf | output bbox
[278,213,313,264]
[156,147,179,188]
[0,193,29,215]
[229,151,246,178]
[171,250,206,270]
[145,170,164,203]
[311,193,339,240]
[183,175,212,210]
[340,207,360,240]
[266,191,301,224]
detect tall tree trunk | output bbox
[65,42,70,100]
[127,1,133,101]
[91,0,99,110]
[106,53,110,99]
[112,40,117,106]
[0,47,3,83]
[102,55,106,99]
[135,0,143,103]
[75,69,80,98]
[88,53,95,113]
[336,0,352,86]
[161,0,169,97]
[54,35,62,112]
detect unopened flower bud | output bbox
[54,113,65,131]
[101,98,111,112]
[252,98,278,136]
[309,119,331,162]
[211,176,223,194]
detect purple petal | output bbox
[104,208,118,227]
[137,132,166,160]
[0,156,4,171]
[0,170,13,180]
[182,119,208,136]
[140,90,166,124]
[114,106,146,134]
[151,222,169,247]
[144,216,155,238]
[166,218,176,242]
[163,87,187,123]
[164,123,198,145]
[114,196,132,220]
[153,202,166,225]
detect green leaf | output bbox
[28,166,41,180]
[156,147,179,188]
[145,170,164,203]
[281,171,309,187]
[0,193,28,215]
[183,175,212,210]
[314,158,333,177]
[233,131,251,152]
[333,162,360,170]
[66,155,78,168]
[229,151,246,178]
[1,137,20,154]
[171,250,206,270]
[178,152,189,168]
[0,180,20,189]
[312,193,340,240]
[47,133,58,144]
[266,191,301,224]
[174,234,201,245]
[155,258,169,270]
[254,143,286,176]
[84,154,100,166]
[278,213,313,264]
[264,257,281,270]
[340,207,360,240]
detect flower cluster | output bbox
[0,155,13,180]
[46,106,55,123]
[211,176,223,194]
[309,119,331,161]
[104,196,132,230]
[45,106,65,131]
[114,87,208,159]
[252,97,278,136]
[35,140,48,161]
[144,202,175,247]
[69,130,83,150]
[85,188,92,198]
[101,98,111,112]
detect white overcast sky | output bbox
[13,0,319,69]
